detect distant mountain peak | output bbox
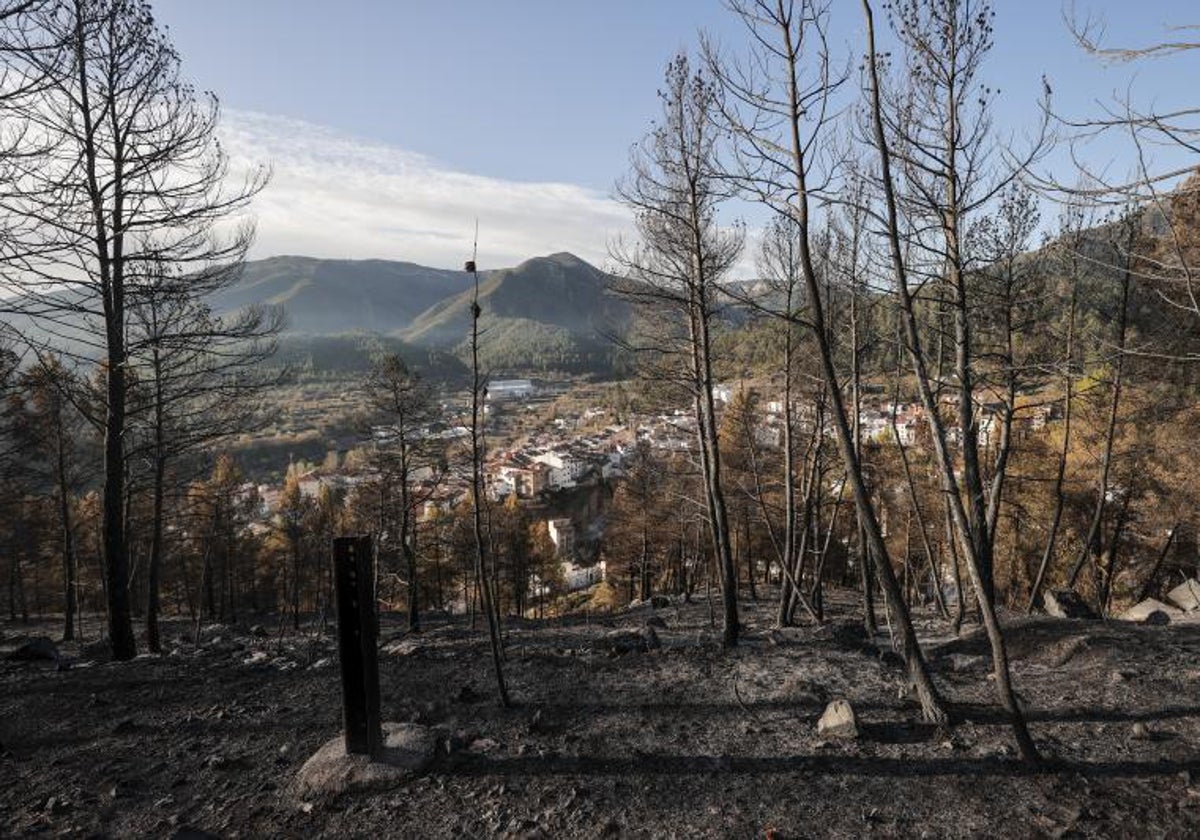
[212,252,629,376]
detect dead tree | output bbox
[611,54,743,647]
[0,0,267,659]
[1066,211,1138,601]
[860,0,1038,760]
[13,355,88,640]
[466,255,510,706]
[365,354,443,633]
[707,0,948,723]
[1027,202,1088,611]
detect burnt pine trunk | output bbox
[74,10,136,659]
[1068,221,1134,599]
[779,9,947,723]
[861,0,1036,761]
[1028,284,1076,611]
[54,415,78,642]
[687,235,739,647]
[468,262,510,707]
[146,339,167,653]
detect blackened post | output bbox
[332,535,383,758]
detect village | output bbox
[236,376,1063,611]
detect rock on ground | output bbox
[816,698,859,739]
[6,637,59,662]
[595,627,660,655]
[1042,589,1099,620]
[291,722,436,799]
[1118,598,1180,624]
[1166,579,1200,612]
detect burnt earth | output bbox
[3,591,1200,838]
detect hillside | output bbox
[5,591,1200,837]
[215,252,631,375]
[401,252,631,373]
[213,256,474,336]
[269,334,467,379]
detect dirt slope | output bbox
[3,591,1200,838]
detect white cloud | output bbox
[219,110,633,271]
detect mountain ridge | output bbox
[220,251,630,375]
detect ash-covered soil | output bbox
[4,590,1200,839]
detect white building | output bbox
[562,560,605,591]
[488,379,535,401]
[547,518,575,557]
[533,450,589,488]
[712,383,734,404]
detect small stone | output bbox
[1131,722,1153,740]
[948,654,986,672]
[44,796,68,814]
[468,737,499,754]
[595,629,654,655]
[816,699,859,739]
[6,637,59,662]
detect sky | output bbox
[152,0,1200,274]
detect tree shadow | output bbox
[952,701,1200,726]
[445,750,1200,780]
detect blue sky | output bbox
[153,0,1199,271]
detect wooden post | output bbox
[332,535,383,758]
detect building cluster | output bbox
[239,379,1066,604]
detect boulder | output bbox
[1042,589,1099,620]
[1167,579,1200,612]
[645,615,667,630]
[6,637,59,662]
[1118,598,1179,624]
[381,638,424,657]
[595,627,660,655]
[947,653,987,672]
[291,722,436,799]
[816,698,859,739]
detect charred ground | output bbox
[3,590,1200,838]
